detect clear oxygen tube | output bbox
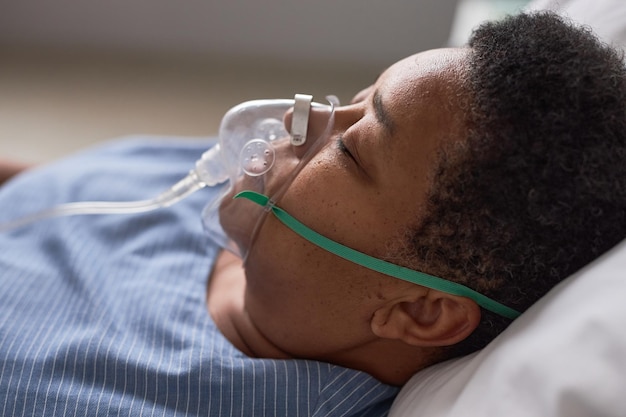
[0,94,337,241]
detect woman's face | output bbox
[220,47,469,360]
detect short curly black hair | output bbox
[407,11,626,359]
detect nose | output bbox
[283,97,363,158]
[332,102,365,131]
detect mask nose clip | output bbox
[290,93,313,146]
[285,94,340,160]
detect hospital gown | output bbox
[0,137,398,416]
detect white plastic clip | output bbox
[290,93,312,146]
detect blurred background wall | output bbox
[0,0,528,163]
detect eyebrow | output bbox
[372,89,395,136]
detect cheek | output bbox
[279,173,404,259]
[244,215,313,297]
[243,219,360,348]
[245,214,340,295]
[277,153,354,222]
[245,210,382,317]
[247,207,371,286]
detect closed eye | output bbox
[336,136,354,160]
[336,135,373,182]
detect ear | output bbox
[370,290,481,347]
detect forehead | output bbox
[377,48,469,158]
[382,48,469,87]
[379,48,469,124]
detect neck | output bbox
[207,250,291,359]
[327,340,435,386]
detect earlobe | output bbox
[370,291,481,348]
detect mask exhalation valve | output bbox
[240,139,275,176]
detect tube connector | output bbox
[194,144,229,187]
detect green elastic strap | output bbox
[235,190,521,320]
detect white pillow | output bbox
[389,238,626,417]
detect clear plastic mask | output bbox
[0,93,337,250]
[201,94,339,258]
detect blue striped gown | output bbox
[0,137,397,416]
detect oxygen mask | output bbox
[201,94,338,257]
[0,93,338,260]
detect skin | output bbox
[208,47,481,386]
[0,159,30,186]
